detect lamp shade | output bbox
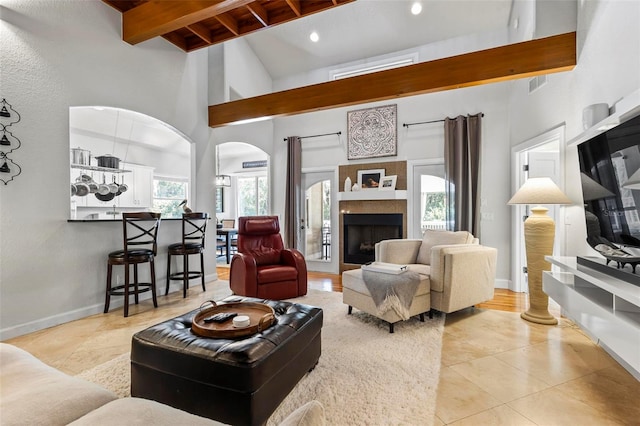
[581,173,615,200]
[623,168,640,190]
[508,177,572,205]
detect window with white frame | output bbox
[153,177,188,218]
[238,175,268,216]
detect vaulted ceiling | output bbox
[102,1,577,128]
[102,0,354,52]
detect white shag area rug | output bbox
[77,290,445,425]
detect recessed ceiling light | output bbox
[411,2,422,15]
[310,31,319,42]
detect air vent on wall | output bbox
[330,53,419,80]
[528,74,548,93]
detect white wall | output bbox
[223,38,272,99]
[274,27,512,92]
[0,0,214,339]
[262,83,512,280]
[508,0,640,258]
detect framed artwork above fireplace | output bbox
[347,104,397,160]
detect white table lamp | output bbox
[508,177,572,324]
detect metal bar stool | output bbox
[166,212,209,298]
[104,212,161,317]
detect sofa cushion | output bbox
[68,398,224,426]
[407,263,430,276]
[280,400,326,426]
[342,268,430,296]
[0,343,117,426]
[416,230,474,265]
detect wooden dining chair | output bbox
[165,212,209,298]
[220,219,237,253]
[104,212,161,317]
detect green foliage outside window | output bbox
[258,176,268,215]
[322,180,331,223]
[153,179,187,218]
[238,176,269,217]
[423,192,445,221]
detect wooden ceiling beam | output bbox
[187,22,214,44]
[208,32,576,128]
[123,0,255,45]
[286,0,302,17]
[215,13,239,36]
[246,2,269,27]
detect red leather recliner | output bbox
[229,216,308,299]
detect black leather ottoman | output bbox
[130,296,322,426]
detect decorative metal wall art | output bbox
[0,99,22,185]
[347,104,397,160]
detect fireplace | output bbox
[343,213,403,264]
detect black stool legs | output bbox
[104,259,158,318]
[165,251,206,298]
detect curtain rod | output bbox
[403,113,484,128]
[283,131,341,141]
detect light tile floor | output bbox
[436,307,640,425]
[5,280,640,425]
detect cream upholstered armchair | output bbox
[375,230,497,313]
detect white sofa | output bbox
[0,343,325,426]
[374,230,498,313]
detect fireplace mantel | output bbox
[338,190,407,201]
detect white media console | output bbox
[543,256,640,380]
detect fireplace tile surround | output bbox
[339,161,407,273]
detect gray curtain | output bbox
[285,136,302,249]
[444,114,482,237]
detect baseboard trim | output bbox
[0,303,105,341]
[494,279,511,290]
[1,272,221,340]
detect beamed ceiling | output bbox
[102,1,577,128]
[102,0,354,51]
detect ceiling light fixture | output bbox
[215,145,231,187]
[411,2,422,15]
[309,31,319,42]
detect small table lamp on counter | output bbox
[508,177,572,325]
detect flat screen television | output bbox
[577,113,640,282]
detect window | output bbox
[305,179,332,261]
[153,178,188,218]
[420,175,446,232]
[238,176,268,216]
[216,187,224,213]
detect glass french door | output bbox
[412,164,446,238]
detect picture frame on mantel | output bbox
[379,175,397,191]
[347,104,397,160]
[358,169,385,190]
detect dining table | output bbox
[216,228,238,264]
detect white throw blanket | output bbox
[362,270,420,320]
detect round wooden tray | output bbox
[191,300,276,339]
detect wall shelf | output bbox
[338,190,407,201]
[567,89,640,147]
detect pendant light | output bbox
[216,145,231,187]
